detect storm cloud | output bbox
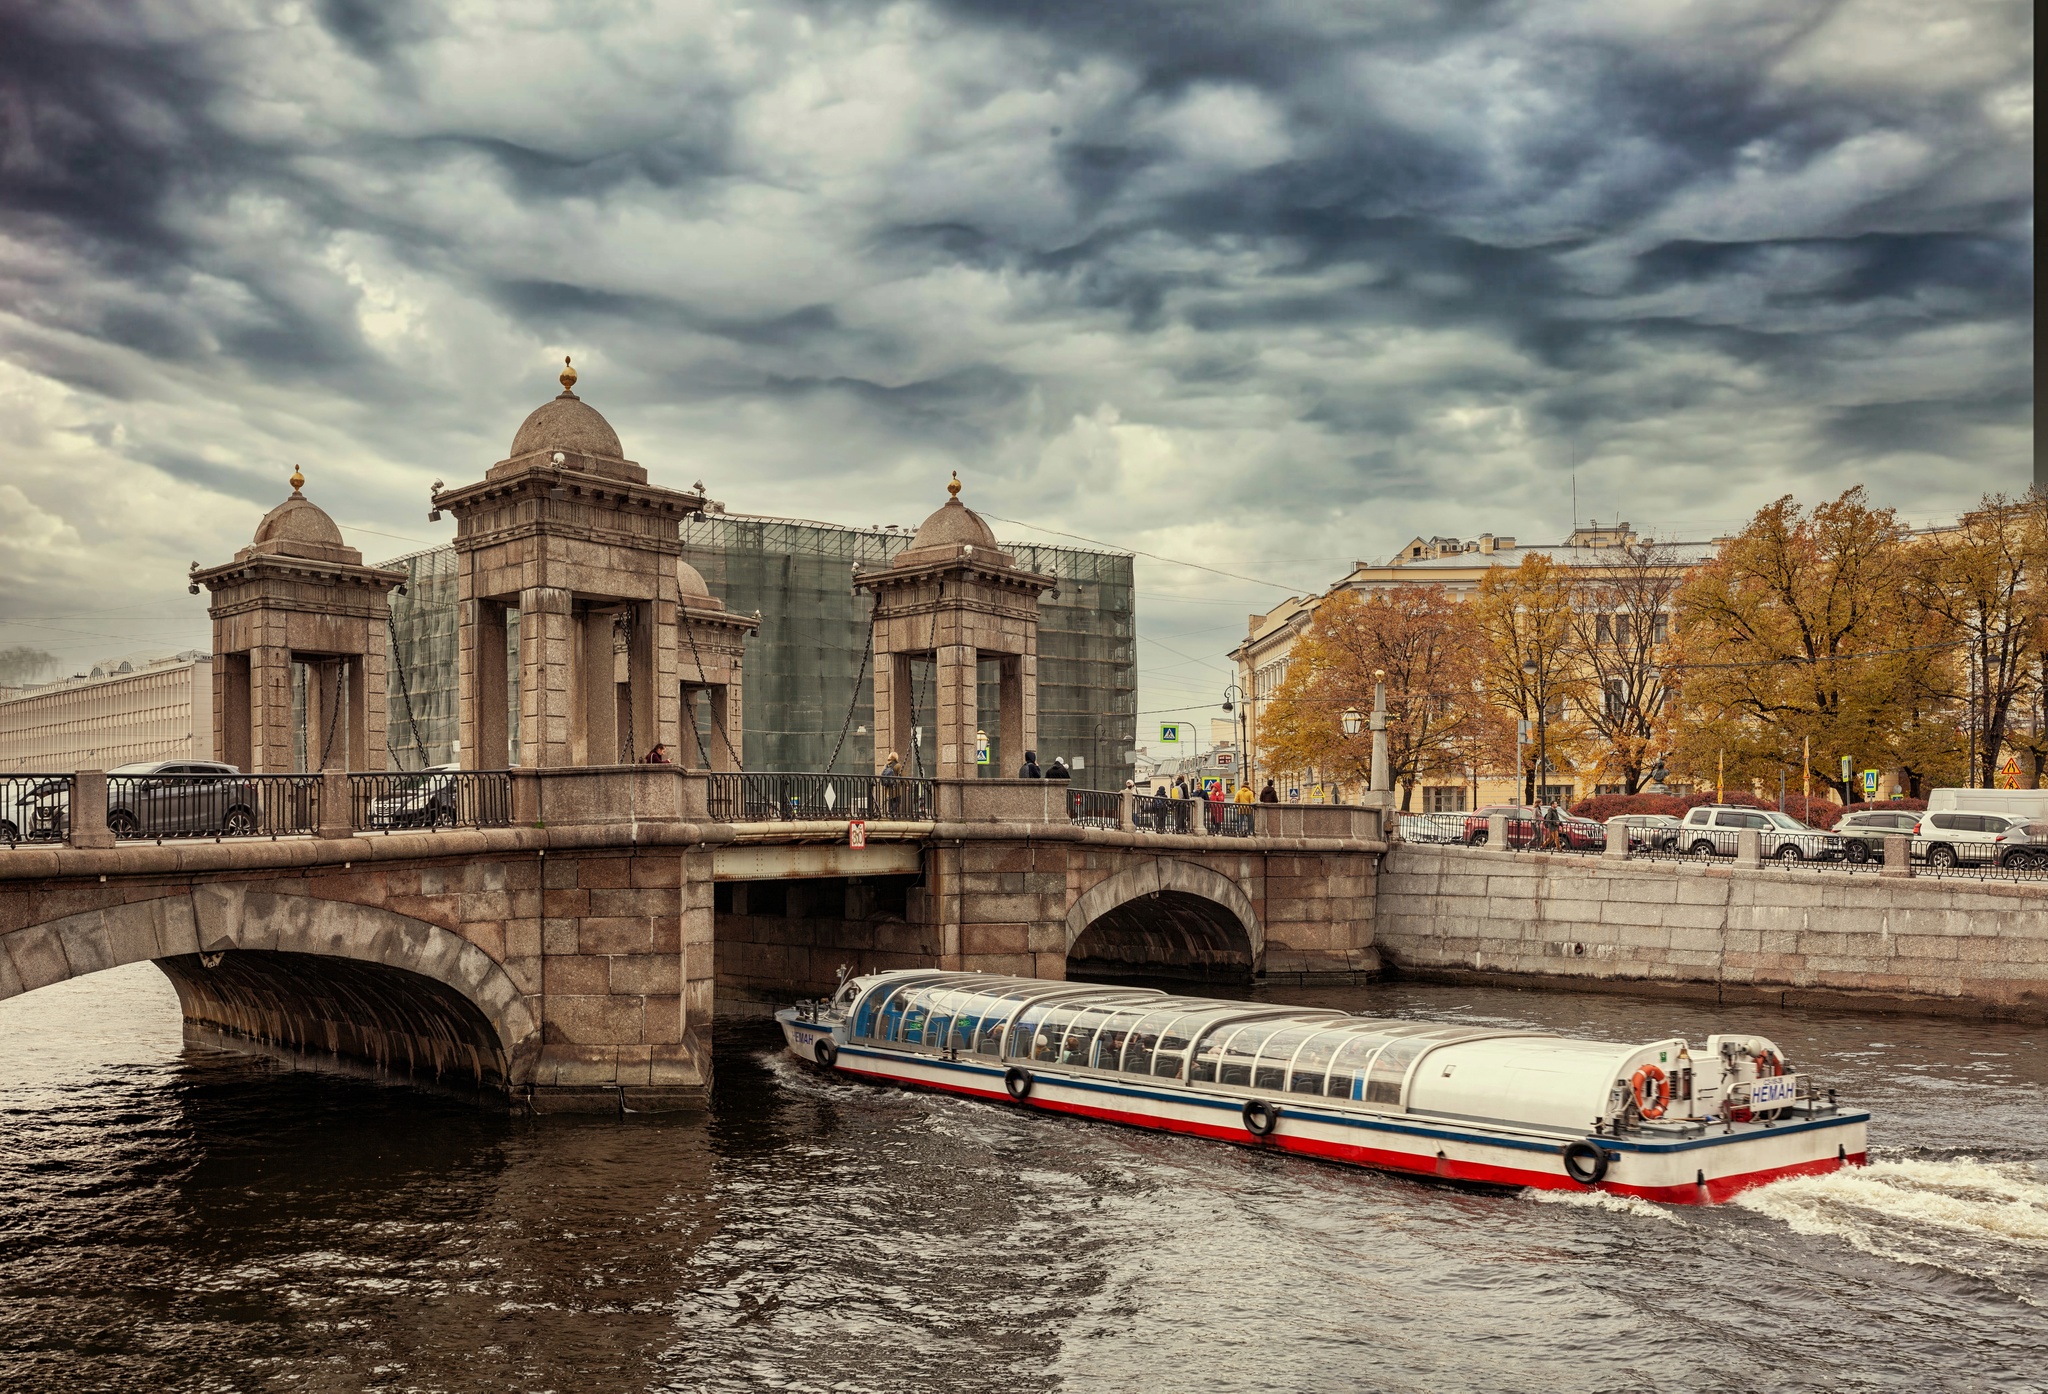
[0,0,2032,715]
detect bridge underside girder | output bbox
[1069,890,1255,984]
[157,950,510,1091]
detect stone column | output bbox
[578,607,619,765]
[935,643,977,779]
[249,644,294,773]
[1604,818,1630,859]
[462,597,510,770]
[217,653,252,772]
[358,632,387,771]
[709,686,739,772]
[519,586,575,768]
[998,655,1025,779]
[645,598,677,762]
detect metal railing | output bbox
[1067,788,1123,830]
[350,771,513,831]
[1,774,74,845]
[105,772,321,840]
[1208,801,1261,838]
[1396,812,1469,845]
[1129,794,1199,836]
[707,771,933,822]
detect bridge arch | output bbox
[1064,860,1260,983]
[0,889,539,1090]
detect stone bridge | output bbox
[0,768,1384,1111]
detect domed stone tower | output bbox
[673,559,759,772]
[191,469,407,772]
[429,359,709,769]
[855,474,1053,780]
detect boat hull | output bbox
[777,1013,1867,1204]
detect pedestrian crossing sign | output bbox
[1159,723,1183,743]
[1860,769,1878,797]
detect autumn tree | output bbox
[1907,493,2043,787]
[1471,553,1588,802]
[1257,586,1481,810]
[1568,539,1685,794]
[1670,486,1951,799]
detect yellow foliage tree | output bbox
[1671,486,1958,799]
[1470,553,1589,801]
[1257,586,1481,811]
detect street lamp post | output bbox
[1521,655,1547,808]
[1221,682,1248,792]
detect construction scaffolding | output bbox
[378,518,1137,786]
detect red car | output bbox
[1461,804,1607,851]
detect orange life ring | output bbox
[1753,1050,1783,1079]
[1631,1064,1670,1120]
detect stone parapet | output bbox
[1377,843,2048,1021]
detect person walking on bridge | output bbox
[1259,779,1280,804]
[1019,750,1043,779]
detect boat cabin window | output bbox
[1152,1017,1202,1081]
[1326,1033,1397,1099]
[1060,1008,1117,1066]
[1217,1022,1284,1087]
[877,985,922,1043]
[1288,1029,1351,1094]
[1253,1025,1320,1092]
[1092,1011,1143,1070]
[969,990,1036,1057]
[1031,1005,1085,1063]
[1120,1011,1177,1076]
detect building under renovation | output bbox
[379,516,1136,789]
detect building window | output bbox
[1596,784,1625,796]
[1653,613,1669,645]
[1615,613,1632,647]
[1423,786,1466,813]
[1536,783,1574,805]
[1604,680,1625,719]
[1595,614,1611,643]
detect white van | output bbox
[1924,789,2048,821]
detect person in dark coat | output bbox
[1045,757,1071,780]
[1019,750,1043,778]
[1259,780,1280,803]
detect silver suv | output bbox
[1915,810,2024,868]
[1679,805,1842,861]
[1833,808,1921,864]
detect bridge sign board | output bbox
[848,820,866,849]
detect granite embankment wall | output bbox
[1376,844,2048,1021]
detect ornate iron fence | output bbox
[1066,787,1122,830]
[1396,812,1468,845]
[708,772,933,822]
[104,772,321,840]
[0,774,73,845]
[351,770,513,831]
[1129,794,1198,835]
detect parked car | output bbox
[365,764,463,829]
[1994,822,2048,871]
[4,776,72,843]
[1678,806,1843,861]
[1915,809,2025,868]
[1609,813,1683,851]
[97,761,265,839]
[1833,808,1922,864]
[1461,804,1606,851]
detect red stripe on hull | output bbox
[828,1060,1859,1204]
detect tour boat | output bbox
[776,970,1868,1204]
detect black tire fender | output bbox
[814,1037,838,1069]
[1243,1098,1281,1137]
[1005,1066,1034,1102]
[1561,1138,1609,1187]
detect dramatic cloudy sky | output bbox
[0,0,2033,730]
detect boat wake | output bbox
[1521,1186,1687,1226]
[1733,1156,2048,1306]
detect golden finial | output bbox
[289,466,305,495]
[947,470,961,500]
[559,355,578,393]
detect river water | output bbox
[2,965,2043,1393]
